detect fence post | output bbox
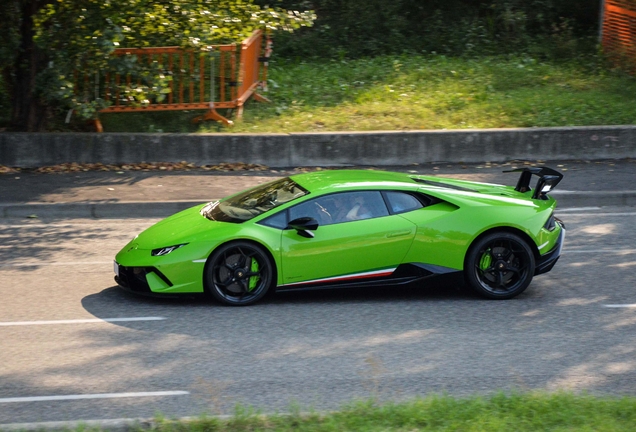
[192,50,233,126]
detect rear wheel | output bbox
[465,232,535,299]
[205,241,274,306]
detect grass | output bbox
[98,54,636,133]
[123,393,636,432]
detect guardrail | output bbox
[85,30,270,131]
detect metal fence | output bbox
[602,0,636,70]
[87,30,270,131]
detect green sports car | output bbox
[114,167,565,305]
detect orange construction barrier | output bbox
[602,1,636,71]
[88,30,271,131]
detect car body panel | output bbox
[280,214,416,285]
[114,168,565,298]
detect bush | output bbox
[259,0,600,60]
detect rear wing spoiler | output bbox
[504,167,563,200]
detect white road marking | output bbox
[563,249,636,254]
[0,261,112,268]
[557,207,602,212]
[603,304,636,308]
[557,211,636,217]
[0,317,166,327]
[0,391,189,404]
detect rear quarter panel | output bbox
[400,190,556,270]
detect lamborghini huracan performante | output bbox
[114,167,565,305]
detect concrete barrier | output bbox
[1,126,635,168]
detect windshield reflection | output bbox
[200,178,308,223]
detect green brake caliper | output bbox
[248,258,260,291]
[479,250,492,271]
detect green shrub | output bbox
[261,0,600,60]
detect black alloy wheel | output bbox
[205,241,274,305]
[465,232,536,299]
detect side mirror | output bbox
[288,217,319,238]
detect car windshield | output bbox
[200,177,308,223]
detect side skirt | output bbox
[276,263,461,292]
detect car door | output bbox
[279,191,417,287]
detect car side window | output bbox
[288,191,389,226]
[384,191,424,214]
[258,211,288,229]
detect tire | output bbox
[465,232,536,300]
[204,241,274,306]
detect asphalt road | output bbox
[1,207,636,425]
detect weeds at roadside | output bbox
[118,392,636,431]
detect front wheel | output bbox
[205,241,274,306]
[465,232,536,299]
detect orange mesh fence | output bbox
[103,45,237,111]
[602,0,636,71]
[79,30,270,129]
[237,31,264,106]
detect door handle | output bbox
[386,230,412,238]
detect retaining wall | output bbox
[1,126,635,167]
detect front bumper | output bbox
[114,260,206,297]
[535,223,565,275]
[114,262,171,296]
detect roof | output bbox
[288,169,542,208]
[290,169,418,193]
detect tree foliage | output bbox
[261,0,600,59]
[0,0,603,131]
[1,0,315,130]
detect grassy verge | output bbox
[125,393,636,432]
[99,54,636,134]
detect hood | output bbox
[134,204,235,250]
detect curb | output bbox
[553,190,636,209]
[0,200,204,219]
[1,191,636,219]
[0,416,217,432]
[0,418,153,432]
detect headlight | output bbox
[151,243,188,256]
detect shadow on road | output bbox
[81,274,474,325]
